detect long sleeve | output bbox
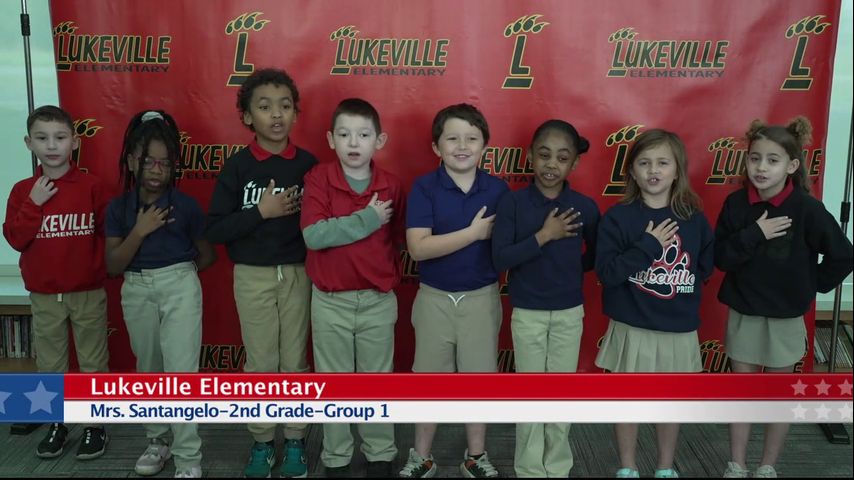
[3,183,42,252]
[713,196,766,272]
[303,209,381,250]
[807,203,854,293]
[204,159,264,244]
[581,202,601,272]
[595,211,662,287]
[492,191,541,273]
[697,213,716,281]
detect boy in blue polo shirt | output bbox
[401,104,509,479]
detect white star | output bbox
[838,379,853,396]
[838,403,852,422]
[815,380,831,395]
[791,403,807,419]
[791,380,808,395]
[0,391,11,415]
[23,381,58,414]
[815,403,831,420]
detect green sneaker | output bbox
[280,439,308,478]
[243,442,275,478]
[654,468,679,478]
[616,467,640,478]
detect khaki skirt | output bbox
[595,319,702,373]
[725,308,807,368]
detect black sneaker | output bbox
[36,423,69,459]
[76,426,108,460]
[325,464,351,478]
[366,460,393,478]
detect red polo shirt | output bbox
[747,179,794,206]
[301,161,406,293]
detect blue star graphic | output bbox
[24,381,58,414]
[0,390,11,414]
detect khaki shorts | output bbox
[411,283,502,372]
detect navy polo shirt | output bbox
[406,166,509,292]
[492,181,600,310]
[105,188,205,272]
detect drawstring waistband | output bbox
[447,293,466,307]
[276,265,283,282]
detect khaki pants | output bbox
[311,286,397,467]
[234,263,311,442]
[511,306,584,478]
[411,283,502,373]
[29,288,109,373]
[122,262,202,468]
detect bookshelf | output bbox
[813,310,854,373]
[0,304,35,372]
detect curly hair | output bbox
[236,68,301,131]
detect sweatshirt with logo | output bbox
[715,185,854,318]
[205,140,317,266]
[3,164,108,294]
[595,200,714,333]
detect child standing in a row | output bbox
[595,129,714,479]
[716,117,854,479]
[492,119,599,478]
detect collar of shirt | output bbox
[329,160,388,194]
[130,188,171,211]
[747,178,794,207]
[527,180,573,207]
[437,164,485,194]
[248,139,297,161]
[35,161,81,182]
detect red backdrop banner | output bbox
[48,0,841,373]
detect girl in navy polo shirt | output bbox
[104,110,216,478]
[492,119,599,478]
[595,129,714,479]
[715,117,853,479]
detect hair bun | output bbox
[577,136,590,154]
[786,116,813,146]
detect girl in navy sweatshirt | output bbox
[715,117,853,479]
[595,129,714,479]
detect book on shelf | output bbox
[814,325,854,369]
[0,314,35,360]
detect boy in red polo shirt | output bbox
[300,98,406,478]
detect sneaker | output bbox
[754,465,778,478]
[366,460,393,477]
[460,450,499,478]
[135,438,172,475]
[243,441,275,478]
[723,461,750,478]
[399,448,437,478]
[616,468,640,478]
[325,464,351,478]
[174,466,203,478]
[654,468,680,478]
[281,439,308,478]
[36,423,69,459]
[76,426,108,460]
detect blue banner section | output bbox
[0,374,64,423]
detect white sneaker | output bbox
[754,465,778,478]
[174,465,203,478]
[135,439,172,476]
[723,461,749,478]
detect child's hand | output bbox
[28,176,58,206]
[469,206,496,241]
[756,210,791,240]
[132,205,174,237]
[536,207,582,245]
[280,185,302,217]
[368,192,393,225]
[258,180,301,218]
[645,218,679,248]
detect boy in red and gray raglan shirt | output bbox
[3,105,110,460]
[300,98,405,477]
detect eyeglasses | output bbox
[142,157,170,170]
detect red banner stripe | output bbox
[62,373,854,400]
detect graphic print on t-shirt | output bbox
[628,233,696,299]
